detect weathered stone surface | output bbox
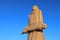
[22,5,46,40]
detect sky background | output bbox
[0,0,60,40]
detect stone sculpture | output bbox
[22,5,46,40]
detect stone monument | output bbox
[22,5,46,40]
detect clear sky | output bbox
[0,0,60,40]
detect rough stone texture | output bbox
[22,5,46,40]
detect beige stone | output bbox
[22,5,46,40]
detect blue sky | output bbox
[0,0,60,40]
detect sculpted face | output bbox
[32,5,38,11]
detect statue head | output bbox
[32,5,38,11]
